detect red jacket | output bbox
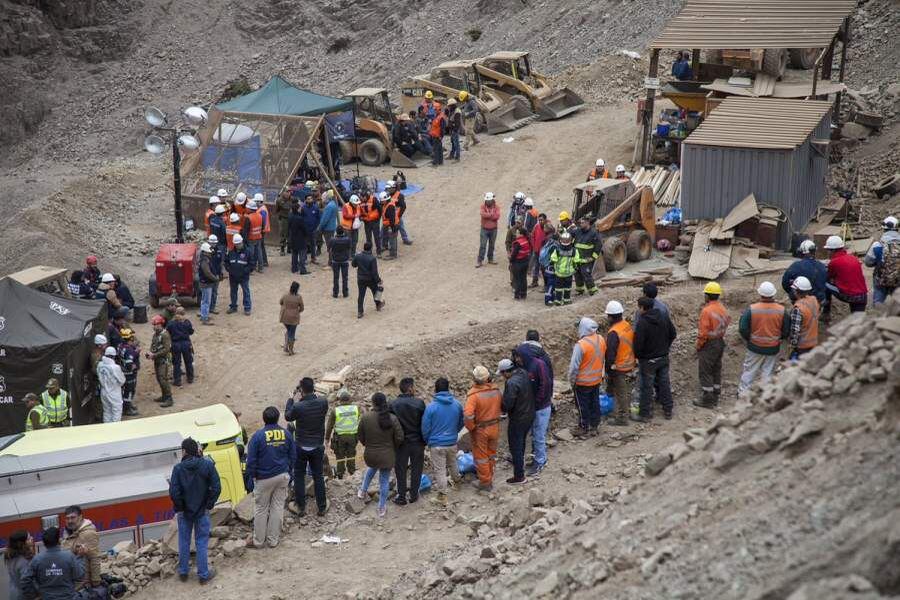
[480,203,500,230]
[531,224,547,253]
[827,249,868,296]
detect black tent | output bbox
[0,278,107,435]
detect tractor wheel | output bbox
[789,48,820,70]
[602,238,627,272]
[149,295,159,308]
[626,230,653,262]
[474,112,487,133]
[358,138,388,166]
[762,49,788,80]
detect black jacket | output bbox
[633,308,677,360]
[285,393,329,447]
[169,455,222,520]
[287,211,307,248]
[352,251,380,283]
[329,234,352,263]
[390,394,427,445]
[502,368,535,424]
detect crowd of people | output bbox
[392,90,479,167]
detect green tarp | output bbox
[215,76,352,116]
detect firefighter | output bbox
[550,231,576,305]
[225,234,255,315]
[587,158,609,181]
[146,315,174,408]
[738,282,789,395]
[325,388,360,479]
[361,191,383,254]
[573,216,600,296]
[788,276,820,360]
[694,282,731,409]
[24,393,49,431]
[41,378,70,427]
[118,328,141,416]
[567,317,605,437]
[464,365,502,492]
[604,300,635,426]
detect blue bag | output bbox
[419,474,432,492]
[457,451,476,474]
[598,393,614,416]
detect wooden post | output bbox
[821,39,835,83]
[835,17,851,124]
[322,121,336,180]
[691,48,701,77]
[640,49,660,166]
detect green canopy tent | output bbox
[215,75,352,116]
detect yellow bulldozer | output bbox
[399,60,537,134]
[474,51,585,121]
[339,88,431,168]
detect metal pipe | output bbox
[835,17,851,124]
[172,137,184,243]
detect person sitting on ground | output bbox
[113,275,134,310]
[67,271,93,299]
[62,505,102,593]
[357,392,404,518]
[83,255,101,291]
[21,526,84,599]
[325,388,361,479]
[421,377,464,507]
[245,406,294,549]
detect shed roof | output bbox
[216,76,351,116]
[684,97,831,149]
[649,0,856,49]
[345,87,386,97]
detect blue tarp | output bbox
[216,76,352,117]
[338,179,424,196]
[201,135,264,197]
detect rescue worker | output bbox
[225,212,241,250]
[62,505,102,593]
[421,377,464,507]
[550,231,576,305]
[167,307,195,386]
[738,281,789,394]
[568,317,605,437]
[558,210,576,236]
[233,191,247,216]
[83,255,101,291]
[864,215,900,304]
[106,307,128,349]
[693,282,731,409]
[146,315,174,408]
[361,191,382,254]
[204,195,219,235]
[464,366,502,491]
[41,378,70,427]
[256,193,271,269]
[244,200,265,273]
[633,296,677,421]
[328,227,352,298]
[90,334,106,421]
[206,232,223,311]
[97,346,125,422]
[225,234,255,315]
[540,226,560,305]
[23,393,48,432]
[459,90,479,150]
[118,328,140,416]
[381,190,400,260]
[198,242,217,326]
[275,190,293,256]
[788,276,820,360]
[419,90,442,123]
[20,527,85,598]
[824,235,868,318]
[498,358,534,485]
[96,273,123,318]
[447,98,462,161]
[782,239,827,304]
[285,377,329,517]
[390,377,426,504]
[587,158,609,181]
[352,242,384,318]
[604,301,635,426]
[614,164,628,179]
[508,191,527,227]
[523,198,539,234]
[340,194,363,254]
[573,216,600,296]
[209,204,227,246]
[245,406,294,549]
[477,192,500,267]
[325,388,360,479]
[429,106,447,166]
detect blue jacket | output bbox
[318,200,338,232]
[21,546,84,600]
[169,455,222,520]
[516,342,554,410]
[166,319,194,347]
[421,391,464,447]
[209,214,227,243]
[210,246,224,277]
[301,203,320,232]
[246,424,295,480]
[225,246,256,279]
[781,256,828,303]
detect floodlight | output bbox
[143,134,167,154]
[144,107,167,128]
[177,134,200,150]
[182,106,208,127]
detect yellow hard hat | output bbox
[119,328,134,340]
[458,90,469,101]
[559,211,571,221]
[424,91,434,99]
[703,282,723,295]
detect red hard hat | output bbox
[151,315,166,325]
[86,255,98,265]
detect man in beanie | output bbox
[464,366,502,491]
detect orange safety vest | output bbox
[235,204,246,216]
[259,205,271,233]
[588,167,609,180]
[795,295,820,350]
[340,203,360,230]
[575,333,606,386]
[429,112,446,138]
[361,195,380,222]
[204,208,214,235]
[382,199,400,227]
[749,301,785,348]
[246,211,264,241]
[226,222,241,250]
[463,384,502,436]
[608,320,635,372]
[698,300,731,348]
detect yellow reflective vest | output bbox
[41,389,69,423]
[334,405,360,436]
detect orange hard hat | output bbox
[86,255,98,265]
[151,315,165,325]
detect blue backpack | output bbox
[539,240,558,268]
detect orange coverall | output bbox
[464,383,502,486]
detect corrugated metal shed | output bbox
[686,97,832,149]
[649,0,856,49]
[681,98,832,250]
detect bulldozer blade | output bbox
[536,87,585,120]
[486,97,539,134]
[390,149,431,169]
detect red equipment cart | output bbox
[148,243,200,308]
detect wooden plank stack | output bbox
[631,166,681,207]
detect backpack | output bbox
[539,240,558,269]
[875,240,900,288]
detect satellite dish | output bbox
[178,134,200,150]
[182,106,208,127]
[143,134,167,154]
[144,107,167,128]
[212,123,254,145]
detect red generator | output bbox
[148,243,200,308]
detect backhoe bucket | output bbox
[535,87,585,120]
[485,96,539,134]
[390,149,432,169]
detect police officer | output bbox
[41,378,70,427]
[225,234,255,315]
[325,388,360,479]
[24,393,49,431]
[245,406,295,549]
[146,315,174,408]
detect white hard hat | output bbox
[883,215,899,230]
[208,196,219,205]
[514,192,526,200]
[385,180,396,188]
[604,300,624,315]
[596,159,605,167]
[94,334,108,345]
[214,204,226,214]
[791,276,812,291]
[379,191,389,200]
[208,234,219,244]
[798,239,816,254]
[217,188,228,198]
[824,235,844,250]
[524,197,534,207]
[104,346,118,357]
[615,164,626,173]
[235,193,246,205]
[349,194,360,205]
[101,273,115,283]
[229,212,240,223]
[200,242,212,253]
[233,234,244,245]
[246,200,258,210]
[253,193,264,203]
[484,192,495,201]
[757,281,776,297]
[495,358,515,375]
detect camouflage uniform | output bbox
[150,329,174,407]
